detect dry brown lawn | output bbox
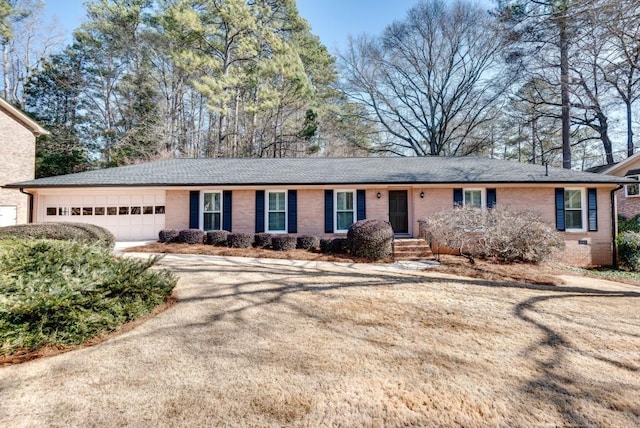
[1,254,639,427]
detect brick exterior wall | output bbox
[0,106,36,224]
[616,188,640,220]
[162,185,616,266]
[165,190,190,230]
[231,190,256,233]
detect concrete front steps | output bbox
[393,238,434,260]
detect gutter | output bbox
[19,188,34,224]
[611,184,623,268]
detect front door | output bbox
[388,191,408,234]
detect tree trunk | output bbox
[559,10,571,169]
[2,43,10,101]
[627,100,634,157]
[598,112,614,164]
[531,118,537,164]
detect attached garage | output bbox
[36,190,166,240]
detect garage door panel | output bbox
[41,192,165,240]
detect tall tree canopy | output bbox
[8,0,640,176]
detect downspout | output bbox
[611,185,623,269]
[19,188,34,224]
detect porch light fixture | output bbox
[420,191,425,198]
[377,192,381,199]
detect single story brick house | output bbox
[5,157,632,266]
[588,153,640,220]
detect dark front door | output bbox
[388,190,408,234]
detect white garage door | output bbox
[0,205,17,227]
[40,192,165,240]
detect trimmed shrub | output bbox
[297,235,320,250]
[320,238,333,254]
[205,230,229,246]
[178,229,205,244]
[159,229,179,243]
[332,238,349,254]
[66,223,115,250]
[617,231,640,271]
[0,222,115,250]
[254,233,273,249]
[347,219,394,260]
[0,239,176,356]
[272,235,297,251]
[320,238,349,254]
[227,233,252,248]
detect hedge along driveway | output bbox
[1,254,639,427]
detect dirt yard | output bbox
[1,254,638,427]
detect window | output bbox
[95,207,105,215]
[46,207,56,216]
[335,190,355,232]
[564,189,584,231]
[83,207,93,216]
[155,206,165,214]
[143,206,153,215]
[626,175,639,197]
[267,191,287,232]
[107,207,117,215]
[119,207,129,215]
[202,192,222,231]
[71,207,81,216]
[59,207,69,216]
[464,189,484,208]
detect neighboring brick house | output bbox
[0,97,48,226]
[588,154,640,220]
[5,157,631,266]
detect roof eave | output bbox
[5,179,633,189]
[0,97,49,136]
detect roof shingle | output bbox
[5,157,632,188]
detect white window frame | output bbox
[463,188,485,209]
[266,190,287,233]
[564,188,587,233]
[201,191,223,231]
[625,175,639,197]
[334,189,356,233]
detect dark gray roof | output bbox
[586,163,617,174]
[5,157,633,188]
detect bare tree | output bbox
[0,0,64,106]
[599,0,640,157]
[338,0,509,157]
[495,0,601,169]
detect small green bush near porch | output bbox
[0,239,176,357]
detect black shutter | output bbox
[357,190,366,221]
[555,188,566,231]
[255,190,265,233]
[588,188,598,232]
[487,188,497,208]
[325,189,334,233]
[288,190,297,233]
[189,191,200,229]
[453,188,463,207]
[223,190,232,232]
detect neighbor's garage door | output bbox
[40,191,165,240]
[0,205,17,227]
